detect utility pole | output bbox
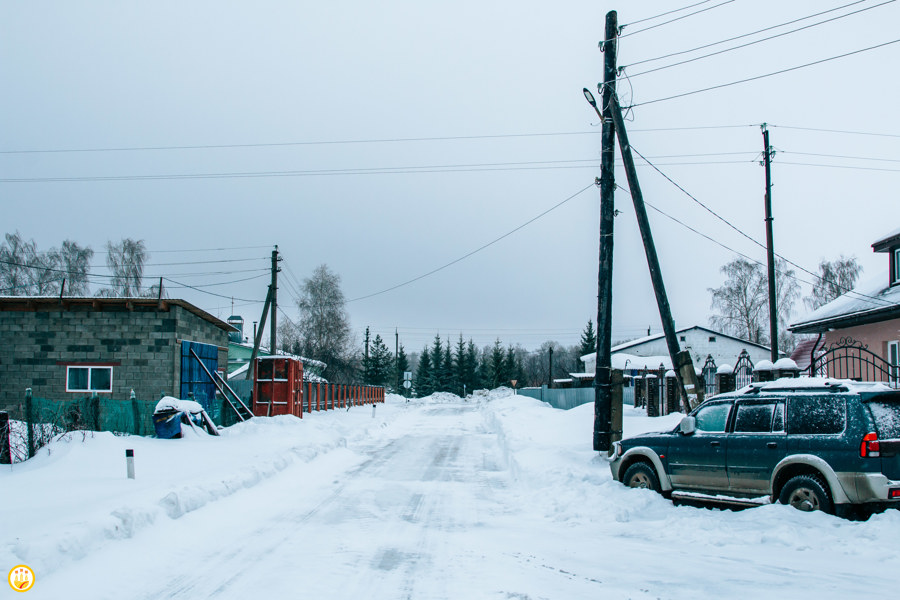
[270,246,280,355]
[587,9,618,453]
[364,326,370,384]
[548,345,554,389]
[761,124,778,361]
[395,328,399,391]
[608,93,703,412]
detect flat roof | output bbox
[0,296,234,332]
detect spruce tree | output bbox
[415,346,433,397]
[395,343,410,395]
[464,339,481,392]
[430,334,444,392]
[368,334,393,387]
[579,319,597,357]
[487,339,505,389]
[443,343,454,394]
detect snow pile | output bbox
[3,390,900,598]
[0,398,408,580]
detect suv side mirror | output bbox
[680,416,696,435]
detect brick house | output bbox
[0,297,233,416]
[789,227,900,382]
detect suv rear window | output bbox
[867,399,900,439]
[787,396,846,435]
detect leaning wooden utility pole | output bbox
[592,9,618,452]
[761,124,779,362]
[607,93,704,412]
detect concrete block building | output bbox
[0,297,232,416]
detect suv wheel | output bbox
[622,462,661,493]
[779,474,834,514]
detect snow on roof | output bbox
[872,226,900,250]
[790,271,900,332]
[154,396,205,414]
[772,358,799,370]
[744,377,896,394]
[612,353,672,370]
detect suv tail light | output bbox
[860,432,881,458]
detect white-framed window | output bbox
[66,366,113,393]
[893,248,900,285]
[889,341,899,387]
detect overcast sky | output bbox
[2,0,898,352]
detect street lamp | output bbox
[583,88,602,119]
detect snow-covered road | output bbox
[5,392,900,599]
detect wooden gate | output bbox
[806,337,898,387]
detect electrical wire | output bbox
[0,131,612,155]
[622,0,871,68]
[631,38,900,108]
[619,0,737,38]
[346,182,595,303]
[619,0,717,28]
[772,124,900,139]
[627,149,896,308]
[624,0,896,79]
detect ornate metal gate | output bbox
[701,354,717,397]
[807,337,898,387]
[733,350,754,390]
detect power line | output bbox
[624,0,896,79]
[619,0,737,38]
[622,0,871,68]
[0,152,771,185]
[0,159,610,183]
[772,124,900,139]
[161,276,261,303]
[346,183,595,303]
[620,0,718,28]
[631,38,900,108]
[0,131,611,155]
[629,148,896,308]
[781,150,900,164]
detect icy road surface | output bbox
[5,392,900,599]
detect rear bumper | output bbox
[836,472,900,504]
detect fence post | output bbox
[316,382,321,411]
[130,389,141,436]
[25,388,35,459]
[91,392,100,431]
[0,411,11,465]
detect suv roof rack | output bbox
[741,377,851,394]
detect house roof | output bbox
[872,226,900,253]
[581,325,772,361]
[789,273,900,334]
[0,296,234,332]
[789,336,827,371]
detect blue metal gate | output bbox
[180,341,219,419]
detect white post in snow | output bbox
[372,404,377,419]
[126,449,135,479]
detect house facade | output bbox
[790,227,900,383]
[0,297,232,415]
[581,325,774,373]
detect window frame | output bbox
[65,365,114,393]
[892,248,900,286]
[731,400,786,435]
[889,340,899,385]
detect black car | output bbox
[609,378,900,516]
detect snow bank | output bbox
[0,397,410,579]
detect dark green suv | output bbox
[609,379,900,516]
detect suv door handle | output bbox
[709,441,721,447]
[767,442,778,449]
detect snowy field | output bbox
[2,389,899,599]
